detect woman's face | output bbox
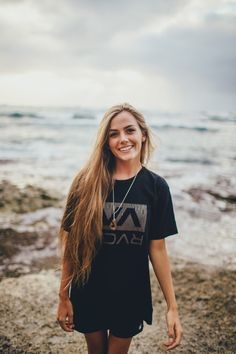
[108,110,146,164]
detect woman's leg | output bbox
[107,333,133,354]
[84,330,108,354]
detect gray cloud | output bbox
[127,15,236,93]
[0,0,189,72]
[0,0,235,109]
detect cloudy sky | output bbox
[0,0,235,111]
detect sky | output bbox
[0,0,235,111]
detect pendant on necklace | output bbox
[109,218,117,231]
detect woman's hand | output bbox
[163,308,183,351]
[57,296,74,332]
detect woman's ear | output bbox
[142,134,146,142]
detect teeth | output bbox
[119,146,133,151]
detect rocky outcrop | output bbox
[0,180,61,213]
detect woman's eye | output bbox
[109,129,135,137]
[109,132,117,137]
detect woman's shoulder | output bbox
[142,166,169,189]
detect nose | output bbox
[120,131,129,143]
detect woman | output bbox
[57,103,183,354]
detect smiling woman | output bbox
[108,111,146,168]
[57,102,183,354]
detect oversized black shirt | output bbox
[63,166,178,326]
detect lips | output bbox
[119,145,133,152]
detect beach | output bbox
[1,0,236,348]
[0,258,235,353]
[0,179,235,354]
[0,107,235,353]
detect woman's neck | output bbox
[113,160,142,180]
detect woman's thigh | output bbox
[107,333,133,354]
[84,330,108,354]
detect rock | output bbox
[0,228,39,258]
[0,180,61,213]
[0,227,59,280]
[186,178,236,212]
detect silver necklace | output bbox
[109,167,141,231]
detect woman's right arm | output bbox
[57,230,74,332]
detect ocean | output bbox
[0,105,235,268]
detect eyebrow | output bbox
[109,124,136,132]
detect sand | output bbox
[0,180,235,353]
[0,258,235,354]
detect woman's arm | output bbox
[149,239,183,350]
[57,231,74,332]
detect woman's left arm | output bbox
[149,238,183,351]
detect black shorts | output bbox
[73,319,144,338]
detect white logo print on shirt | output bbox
[103,202,147,246]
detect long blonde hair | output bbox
[59,102,154,288]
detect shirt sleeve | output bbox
[62,194,77,232]
[149,177,178,240]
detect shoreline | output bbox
[1,178,236,276]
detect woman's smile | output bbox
[119,145,134,152]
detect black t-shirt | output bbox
[63,166,178,326]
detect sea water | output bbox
[0,105,235,268]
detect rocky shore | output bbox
[0,180,61,214]
[0,261,235,353]
[0,180,235,353]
